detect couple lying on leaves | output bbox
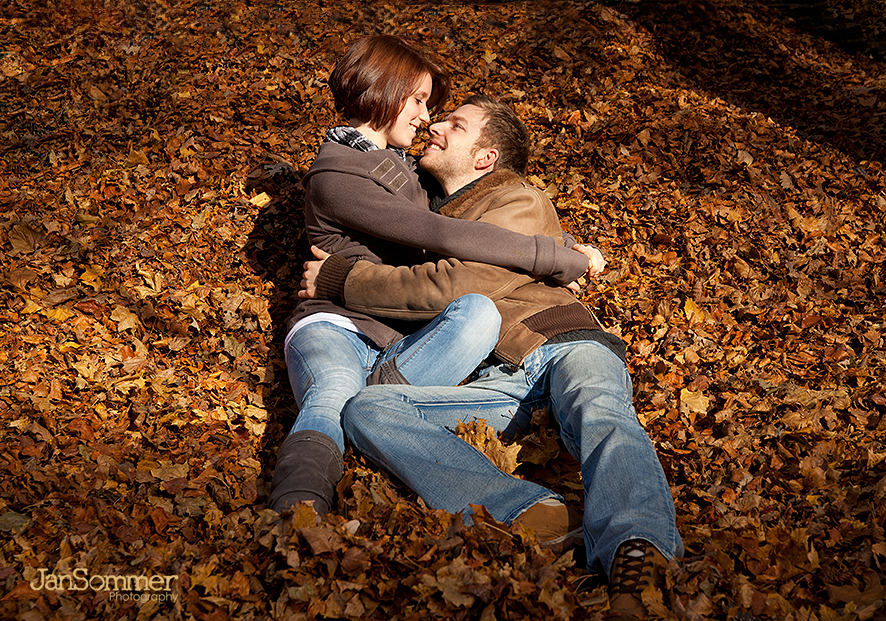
[268,35,683,620]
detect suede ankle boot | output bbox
[513,498,584,554]
[268,430,344,516]
[609,539,668,619]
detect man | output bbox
[302,95,683,619]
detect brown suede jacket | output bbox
[314,169,625,366]
[288,142,590,348]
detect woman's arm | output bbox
[308,171,588,285]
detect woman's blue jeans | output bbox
[342,339,683,574]
[285,294,501,453]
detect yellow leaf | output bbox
[250,192,271,207]
[111,305,140,331]
[72,355,99,380]
[180,293,206,321]
[75,213,99,224]
[190,207,209,229]
[641,584,672,617]
[245,419,266,436]
[683,298,706,325]
[680,388,710,415]
[127,149,150,166]
[80,266,104,290]
[290,503,320,529]
[113,377,147,392]
[191,555,219,589]
[456,419,521,474]
[21,299,42,314]
[244,405,268,420]
[44,307,76,322]
[150,461,189,481]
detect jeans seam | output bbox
[388,295,464,372]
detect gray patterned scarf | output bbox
[325,126,406,161]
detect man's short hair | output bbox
[463,94,530,176]
[329,35,449,131]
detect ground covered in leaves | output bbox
[1,1,885,619]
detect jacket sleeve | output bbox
[309,171,587,284]
[313,183,574,320]
[338,258,536,320]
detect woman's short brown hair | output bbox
[329,35,450,131]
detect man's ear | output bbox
[475,147,499,172]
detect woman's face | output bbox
[384,72,433,149]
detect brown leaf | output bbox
[299,526,339,555]
[5,268,38,290]
[827,571,885,606]
[73,299,104,314]
[340,546,371,574]
[8,224,45,254]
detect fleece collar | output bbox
[438,169,524,220]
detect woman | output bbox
[269,35,590,516]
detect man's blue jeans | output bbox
[285,294,501,453]
[342,339,684,574]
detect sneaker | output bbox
[608,539,667,619]
[513,498,583,554]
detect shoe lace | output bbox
[610,540,655,596]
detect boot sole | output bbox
[540,527,584,554]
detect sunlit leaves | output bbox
[0,0,884,620]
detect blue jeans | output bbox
[342,339,683,574]
[285,294,501,453]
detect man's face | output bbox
[420,104,488,183]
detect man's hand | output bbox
[572,243,606,278]
[298,245,331,299]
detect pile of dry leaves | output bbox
[1,1,884,619]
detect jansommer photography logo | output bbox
[29,567,180,603]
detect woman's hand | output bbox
[298,245,332,299]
